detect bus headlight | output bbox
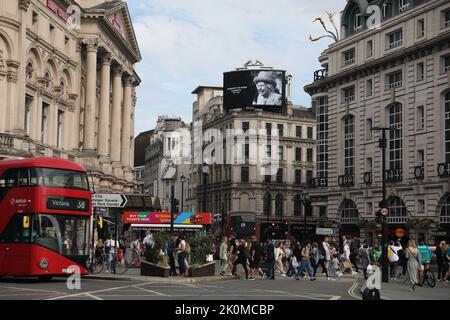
[39,259,49,270]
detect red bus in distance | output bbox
[0,158,92,280]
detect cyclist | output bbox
[417,240,432,286]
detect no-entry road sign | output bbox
[92,194,128,208]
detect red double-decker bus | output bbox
[225,211,259,240]
[0,158,92,280]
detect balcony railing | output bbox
[386,169,403,182]
[341,216,358,224]
[387,216,408,224]
[338,175,354,187]
[414,166,424,180]
[440,215,450,224]
[363,172,372,184]
[437,162,450,177]
[399,3,411,12]
[0,134,13,149]
[314,69,328,81]
[309,177,328,188]
[344,96,355,103]
[388,81,402,89]
[389,39,403,49]
[344,58,355,66]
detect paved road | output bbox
[0,276,359,300]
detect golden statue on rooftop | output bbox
[309,11,339,43]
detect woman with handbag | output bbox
[405,239,422,291]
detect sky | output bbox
[126,0,344,135]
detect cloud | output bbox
[128,0,344,135]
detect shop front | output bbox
[432,228,450,245]
[123,212,213,240]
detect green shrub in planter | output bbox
[185,233,215,268]
[144,232,170,267]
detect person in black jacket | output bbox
[265,239,275,280]
[233,239,250,280]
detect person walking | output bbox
[219,236,229,276]
[349,241,360,273]
[167,235,178,276]
[296,242,316,281]
[405,240,422,291]
[249,236,265,279]
[177,235,188,277]
[435,241,448,282]
[311,243,321,277]
[359,243,372,280]
[234,239,250,280]
[275,242,286,276]
[229,235,239,276]
[265,239,276,280]
[388,240,402,280]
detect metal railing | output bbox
[341,216,358,224]
[437,163,450,177]
[314,69,328,81]
[0,134,13,149]
[386,169,403,182]
[338,174,354,187]
[414,166,424,180]
[363,172,372,184]
[387,216,408,224]
[440,215,450,223]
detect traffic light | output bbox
[99,217,103,229]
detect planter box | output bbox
[188,262,216,277]
[141,261,170,277]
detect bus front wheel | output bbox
[38,275,53,282]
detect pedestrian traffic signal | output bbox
[99,217,103,229]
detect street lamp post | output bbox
[371,126,396,284]
[180,175,186,213]
[301,192,310,243]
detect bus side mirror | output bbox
[23,216,30,229]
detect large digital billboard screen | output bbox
[223,69,286,111]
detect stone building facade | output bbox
[304,0,450,245]
[0,0,141,193]
[191,82,317,241]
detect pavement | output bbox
[83,266,235,284]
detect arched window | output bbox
[293,194,302,216]
[445,92,450,163]
[341,199,358,224]
[389,103,402,170]
[275,194,284,217]
[344,115,355,176]
[354,12,362,32]
[441,195,450,224]
[387,196,408,224]
[263,193,272,217]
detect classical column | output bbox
[6,63,18,133]
[83,39,98,151]
[129,91,137,168]
[98,53,112,158]
[110,65,123,163]
[121,75,133,168]
[34,90,42,142]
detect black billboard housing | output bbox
[223,69,286,112]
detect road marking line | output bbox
[348,282,362,300]
[46,284,139,300]
[84,293,103,300]
[0,285,63,294]
[133,284,169,297]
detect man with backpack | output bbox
[388,240,402,280]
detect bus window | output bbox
[2,169,18,188]
[0,215,31,243]
[17,168,29,186]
